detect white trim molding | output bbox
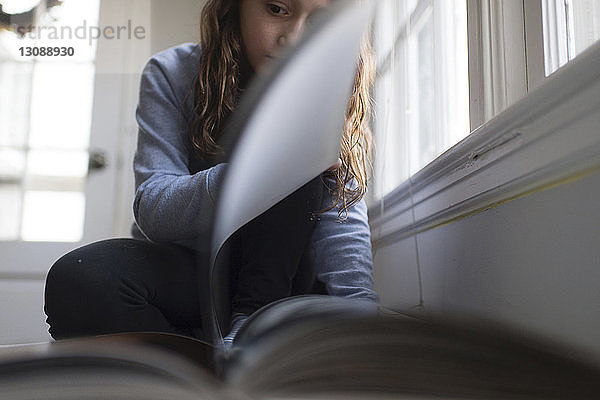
[523,0,546,91]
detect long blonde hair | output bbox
[190,0,375,217]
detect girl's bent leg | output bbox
[44,238,203,340]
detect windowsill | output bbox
[368,40,600,248]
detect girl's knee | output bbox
[45,240,127,316]
[46,249,89,299]
[44,240,137,339]
[46,243,115,295]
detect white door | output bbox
[0,0,151,344]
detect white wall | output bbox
[149,0,204,55]
[374,170,600,360]
[371,42,600,363]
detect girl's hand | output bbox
[327,158,342,171]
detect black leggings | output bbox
[44,177,324,340]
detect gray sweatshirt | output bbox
[132,43,378,302]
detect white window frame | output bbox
[369,0,550,206]
[467,0,533,128]
[370,0,471,202]
[368,0,600,247]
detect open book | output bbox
[2,301,600,399]
[1,1,600,399]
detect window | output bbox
[371,0,470,200]
[369,0,600,205]
[542,0,600,75]
[0,0,100,241]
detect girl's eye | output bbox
[268,4,287,15]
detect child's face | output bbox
[240,0,331,73]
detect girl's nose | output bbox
[278,19,307,47]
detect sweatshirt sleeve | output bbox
[133,48,226,249]
[311,186,380,302]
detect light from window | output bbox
[21,191,85,242]
[0,0,41,14]
[542,0,600,76]
[371,0,470,200]
[0,0,99,242]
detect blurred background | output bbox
[0,0,202,343]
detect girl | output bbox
[44,0,378,344]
